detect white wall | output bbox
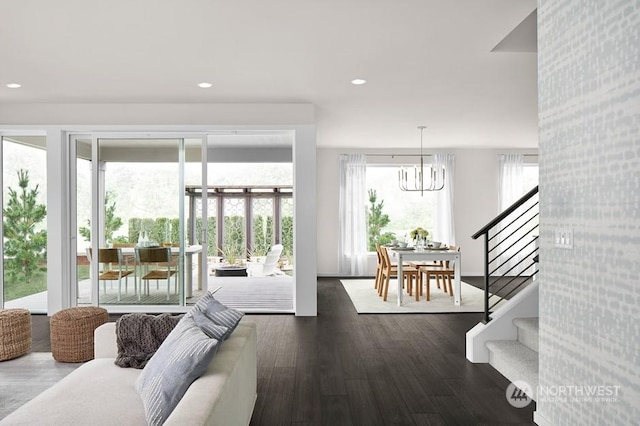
[317,147,537,276]
[536,1,640,424]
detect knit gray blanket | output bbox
[114,313,183,369]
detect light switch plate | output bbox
[555,228,573,249]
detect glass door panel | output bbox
[205,132,294,312]
[1,136,48,311]
[96,138,184,306]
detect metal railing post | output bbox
[484,233,490,323]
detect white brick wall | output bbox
[537,0,640,424]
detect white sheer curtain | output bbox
[498,154,524,274]
[499,154,524,212]
[338,154,368,276]
[433,154,456,246]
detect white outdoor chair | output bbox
[248,244,284,277]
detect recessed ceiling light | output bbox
[198,82,212,88]
[351,79,367,85]
[6,83,21,89]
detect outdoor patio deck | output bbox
[5,274,294,313]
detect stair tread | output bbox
[486,340,539,401]
[485,340,538,369]
[513,317,539,332]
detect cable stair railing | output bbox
[472,186,539,323]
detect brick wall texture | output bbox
[537,0,640,424]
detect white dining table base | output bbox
[389,248,462,306]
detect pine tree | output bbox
[367,189,397,250]
[79,191,123,242]
[3,170,47,283]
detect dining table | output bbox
[388,246,462,306]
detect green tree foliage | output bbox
[79,191,123,242]
[222,215,245,260]
[367,189,397,251]
[123,214,291,265]
[281,216,293,259]
[195,217,217,254]
[251,215,274,257]
[3,170,47,283]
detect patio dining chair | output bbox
[135,247,176,301]
[112,242,136,269]
[86,248,134,301]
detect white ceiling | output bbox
[0,0,538,149]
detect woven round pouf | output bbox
[50,307,109,363]
[0,309,31,361]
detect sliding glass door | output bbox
[72,134,207,308]
[69,131,294,312]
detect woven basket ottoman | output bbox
[0,308,32,361]
[50,306,109,362]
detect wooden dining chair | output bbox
[135,247,176,301]
[375,244,413,293]
[374,245,384,291]
[86,248,134,301]
[379,246,418,302]
[417,245,460,300]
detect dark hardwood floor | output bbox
[29,277,535,425]
[248,278,535,425]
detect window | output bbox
[523,163,539,191]
[365,165,437,250]
[2,137,48,311]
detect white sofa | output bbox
[0,318,257,426]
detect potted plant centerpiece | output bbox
[409,227,429,248]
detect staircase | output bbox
[466,186,540,394]
[485,317,539,400]
[471,185,539,323]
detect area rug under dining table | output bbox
[340,278,497,313]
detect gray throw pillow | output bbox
[194,292,244,340]
[135,314,222,426]
[189,309,229,341]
